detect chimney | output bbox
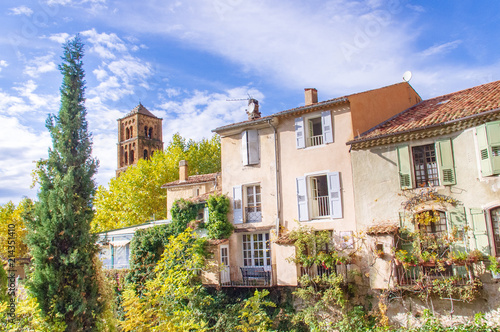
[246,99,261,120]
[179,160,188,182]
[304,88,318,106]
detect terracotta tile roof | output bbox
[213,96,348,133]
[208,238,229,246]
[274,233,295,245]
[350,80,500,144]
[162,172,219,188]
[186,188,222,203]
[122,103,159,119]
[366,223,399,235]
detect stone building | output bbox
[116,103,163,176]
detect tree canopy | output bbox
[92,133,221,233]
[0,198,32,261]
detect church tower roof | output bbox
[122,103,160,119]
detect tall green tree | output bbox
[26,36,103,331]
[92,133,221,233]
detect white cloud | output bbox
[0,115,51,203]
[81,29,127,59]
[0,60,7,72]
[24,54,57,78]
[9,6,34,16]
[47,33,71,44]
[420,40,462,57]
[158,86,264,141]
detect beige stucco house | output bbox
[162,160,221,221]
[348,80,500,293]
[211,82,421,287]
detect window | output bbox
[412,144,439,187]
[232,184,262,223]
[242,130,259,165]
[245,185,261,223]
[295,111,333,149]
[143,149,148,159]
[144,126,148,137]
[242,233,271,267]
[149,127,153,138]
[476,121,500,176]
[124,151,128,164]
[296,172,342,221]
[397,139,456,189]
[126,127,130,140]
[130,150,135,163]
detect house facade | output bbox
[212,82,421,287]
[348,80,500,290]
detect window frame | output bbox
[476,121,500,177]
[397,139,456,190]
[295,111,333,149]
[233,183,262,224]
[296,171,342,221]
[242,232,271,267]
[242,129,260,166]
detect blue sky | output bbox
[1,0,500,204]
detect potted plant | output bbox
[374,249,384,258]
[487,255,500,279]
[467,249,483,264]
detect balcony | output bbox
[311,196,330,218]
[219,265,273,287]
[300,263,352,282]
[394,263,471,287]
[308,134,323,147]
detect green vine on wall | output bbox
[206,193,233,240]
[170,198,200,235]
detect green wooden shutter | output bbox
[448,206,467,253]
[397,145,413,190]
[486,121,500,174]
[399,211,414,252]
[436,139,456,185]
[476,124,493,176]
[470,208,490,255]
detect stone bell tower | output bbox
[116,103,163,176]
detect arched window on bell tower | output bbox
[126,128,130,140]
[149,127,153,138]
[144,149,148,159]
[124,151,128,164]
[130,150,135,163]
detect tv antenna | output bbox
[402,71,412,82]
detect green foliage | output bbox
[487,255,500,274]
[293,273,349,331]
[92,134,221,233]
[120,229,210,331]
[206,193,233,239]
[0,264,7,303]
[170,198,199,235]
[26,35,104,331]
[237,289,276,332]
[0,295,66,331]
[0,199,32,260]
[126,224,173,294]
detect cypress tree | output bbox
[26,35,102,331]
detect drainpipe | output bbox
[267,118,281,237]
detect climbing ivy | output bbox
[170,198,200,235]
[206,194,233,240]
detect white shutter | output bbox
[233,186,243,224]
[241,131,249,165]
[321,111,333,144]
[295,117,305,149]
[327,172,342,219]
[248,129,259,165]
[296,177,309,221]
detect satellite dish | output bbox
[403,71,412,82]
[247,101,255,114]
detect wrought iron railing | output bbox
[245,207,262,223]
[394,263,470,286]
[300,263,351,282]
[219,265,273,287]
